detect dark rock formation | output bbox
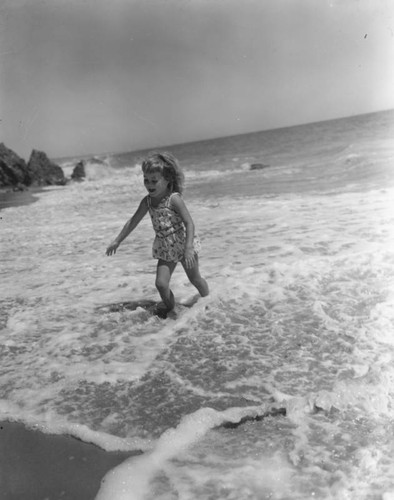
[27,150,66,186]
[71,160,86,181]
[0,143,30,189]
[0,144,66,188]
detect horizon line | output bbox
[50,106,394,162]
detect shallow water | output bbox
[1,110,394,499]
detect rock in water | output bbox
[71,156,110,181]
[0,143,30,188]
[71,160,86,180]
[250,163,270,171]
[27,149,66,186]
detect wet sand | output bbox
[0,188,43,212]
[0,421,137,500]
[0,187,137,499]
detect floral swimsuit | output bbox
[146,192,201,263]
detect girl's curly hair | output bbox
[141,152,185,194]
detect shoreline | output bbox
[0,420,138,500]
[0,187,44,212]
[1,184,139,499]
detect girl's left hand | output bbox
[184,247,195,269]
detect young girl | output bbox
[106,152,209,315]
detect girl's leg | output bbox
[156,260,177,311]
[181,254,209,297]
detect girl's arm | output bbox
[106,197,148,256]
[171,194,196,268]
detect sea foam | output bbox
[1,110,394,499]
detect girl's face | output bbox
[143,171,170,199]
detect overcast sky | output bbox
[1,0,393,159]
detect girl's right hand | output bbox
[106,241,119,256]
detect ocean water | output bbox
[1,109,394,499]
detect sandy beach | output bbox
[0,420,136,500]
[0,189,42,212]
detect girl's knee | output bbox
[155,276,169,292]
